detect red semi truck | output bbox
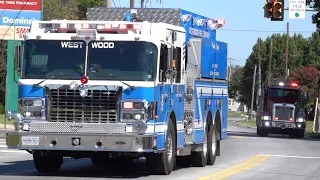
[256,78,307,138]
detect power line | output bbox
[218,28,315,34]
[112,0,117,7]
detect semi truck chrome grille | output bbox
[48,89,118,123]
[274,106,294,121]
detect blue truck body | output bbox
[5,7,228,175]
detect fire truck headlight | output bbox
[120,100,156,122]
[20,98,45,107]
[297,118,304,122]
[262,116,271,120]
[19,98,46,120]
[132,120,148,134]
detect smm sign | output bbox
[0,9,41,26]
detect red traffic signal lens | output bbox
[266,2,273,9]
[80,76,88,84]
[274,3,282,9]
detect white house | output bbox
[228,98,247,112]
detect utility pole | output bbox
[130,0,135,8]
[285,22,289,79]
[268,38,273,85]
[105,0,112,7]
[257,38,262,106]
[250,65,257,121]
[140,0,146,8]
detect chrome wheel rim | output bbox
[203,128,208,157]
[167,132,173,162]
[212,128,217,155]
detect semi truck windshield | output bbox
[87,41,158,81]
[22,40,86,79]
[269,88,298,102]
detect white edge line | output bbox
[0,150,28,154]
[258,154,320,159]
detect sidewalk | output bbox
[0,124,15,131]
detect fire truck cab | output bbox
[256,79,307,138]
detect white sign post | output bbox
[288,0,306,19]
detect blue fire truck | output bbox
[6,8,228,175]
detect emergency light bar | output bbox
[277,81,299,87]
[39,22,142,31]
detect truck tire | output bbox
[146,118,176,175]
[191,122,208,167]
[295,130,305,138]
[91,157,108,165]
[257,127,262,136]
[207,124,218,165]
[258,127,268,137]
[33,151,63,172]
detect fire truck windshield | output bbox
[87,41,158,81]
[269,88,298,103]
[22,40,86,79]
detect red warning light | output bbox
[291,82,298,87]
[80,76,88,84]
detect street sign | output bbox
[289,0,306,19]
[0,0,42,40]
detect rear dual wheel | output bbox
[192,122,218,166]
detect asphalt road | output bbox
[1,120,320,180]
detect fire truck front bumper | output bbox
[6,132,157,153]
[261,120,306,130]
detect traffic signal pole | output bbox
[285,22,289,79]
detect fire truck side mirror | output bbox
[14,45,22,72]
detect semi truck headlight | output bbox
[262,116,270,120]
[297,118,304,122]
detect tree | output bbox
[228,65,244,100]
[239,33,315,108]
[291,65,320,108]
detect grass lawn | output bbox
[228,111,246,118]
[236,119,256,128]
[0,114,14,125]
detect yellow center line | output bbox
[196,155,261,180]
[212,155,269,180]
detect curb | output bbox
[0,124,15,131]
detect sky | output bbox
[117,0,317,66]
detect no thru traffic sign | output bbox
[289,0,306,19]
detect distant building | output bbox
[228,98,247,112]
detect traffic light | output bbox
[264,1,273,18]
[271,0,284,21]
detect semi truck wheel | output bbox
[33,151,63,172]
[146,118,176,175]
[207,124,218,165]
[295,130,305,138]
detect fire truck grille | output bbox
[48,89,118,123]
[274,106,294,121]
